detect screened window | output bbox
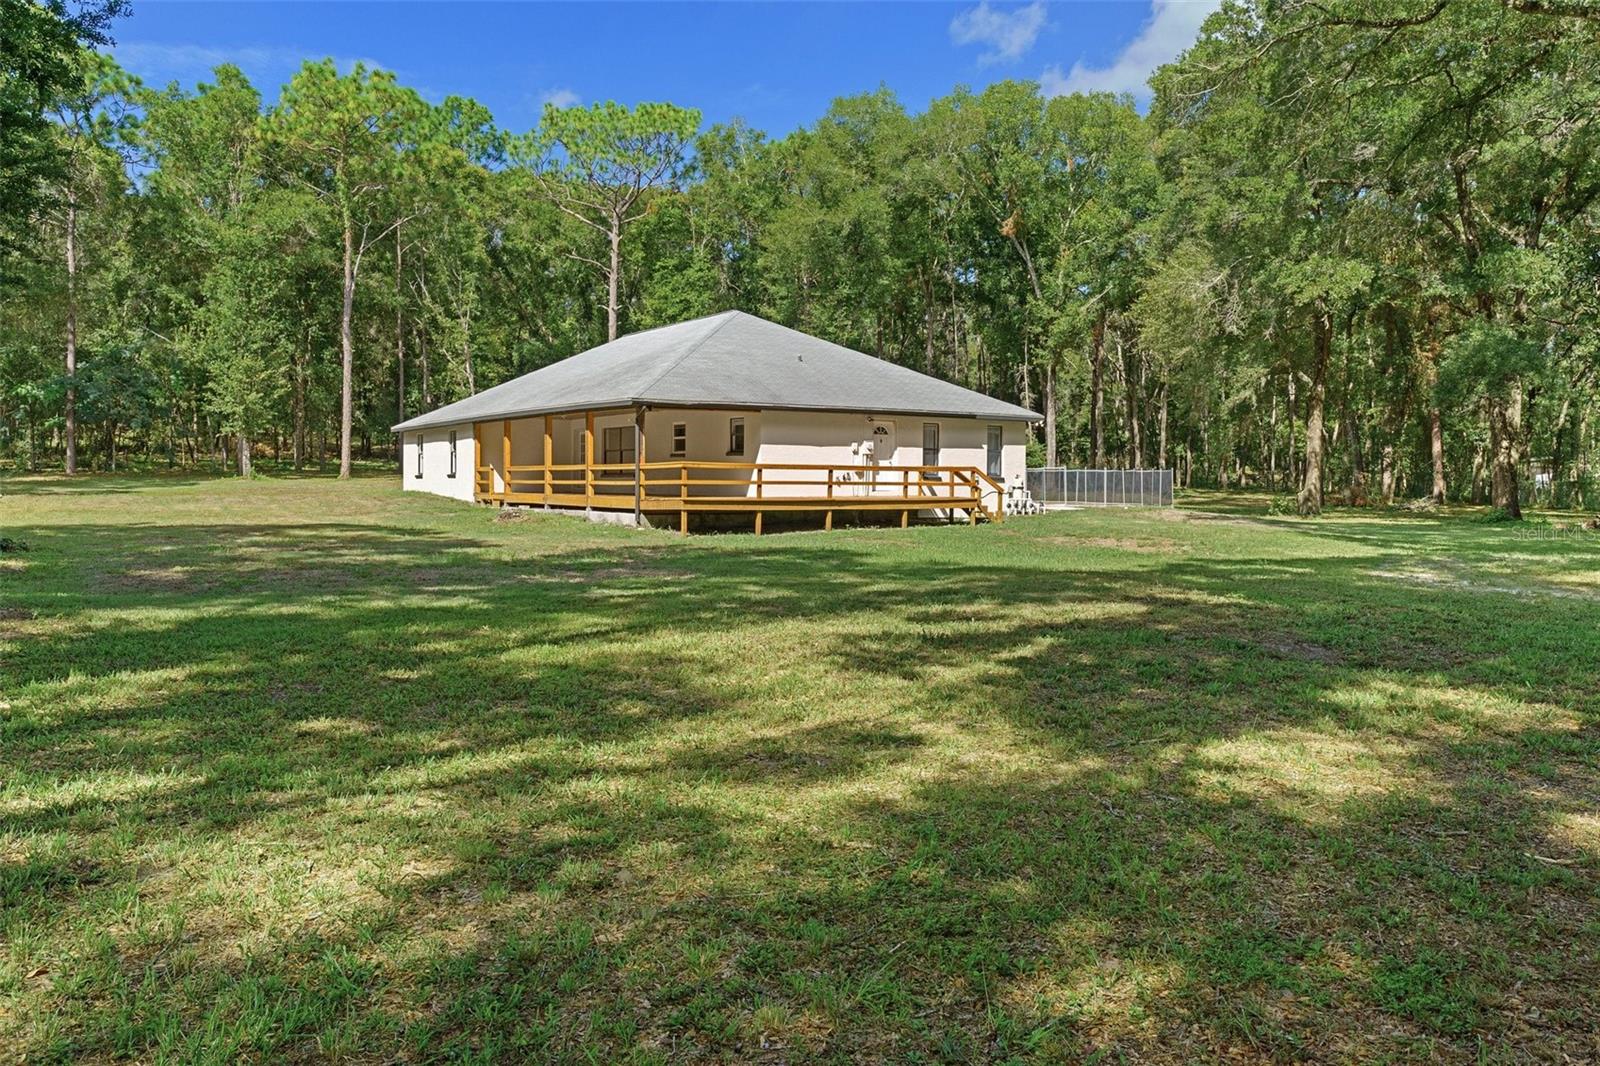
[986,425,1003,478]
[447,431,457,478]
[602,425,635,475]
[671,422,687,457]
[922,423,940,467]
[727,417,745,456]
[414,434,424,478]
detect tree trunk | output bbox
[1043,362,1057,467]
[292,344,306,471]
[1342,372,1365,505]
[460,307,476,395]
[1469,437,1486,503]
[1380,379,1411,507]
[1550,394,1572,508]
[339,209,356,479]
[395,233,405,461]
[419,326,432,409]
[1121,330,1142,468]
[1090,309,1105,468]
[1018,331,1033,417]
[606,215,622,341]
[1427,386,1446,505]
[1268,388,1279,492]
[1488,394,1521,517]
[64,194,78,475]
[1286,364,1298,489]
[237,432,251,477]
[1157,384,1169,470]
[1578,411,1591,510]
[1298,299,1331,516]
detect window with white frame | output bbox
[414,434,424,478]
[671,422,686,457]
[727,417,745,456]
[447,430,457,478]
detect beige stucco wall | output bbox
[640,408,762,498]
[751,410,1026,501]
[403,409,1031,510]
[402,424,476,502]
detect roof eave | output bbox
[394,397,1041,433]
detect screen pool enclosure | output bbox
[1025,468,1174,508]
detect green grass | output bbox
[3,473,1598,1062]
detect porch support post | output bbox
[633,406,646,527]
[501,419,511,503]
[543,415,553,499]
[584,410,595,508]
[472,422,483,498]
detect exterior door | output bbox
[868,421,896,493]
[986,425,1003,478]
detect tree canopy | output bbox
[3,0,1598,513]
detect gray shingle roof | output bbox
[392,311,1041,432]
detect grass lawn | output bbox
[3,474,1598,1063]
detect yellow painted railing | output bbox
[475,458,1004,532]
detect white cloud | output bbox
[113,41,389,86]
[538,87,581,110]
[1039,0,1219,98]
[950,1,1049,65]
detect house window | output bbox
[414,434,424,478]
[671,422,686,457]
[447,431,457,478]
[727,417,745,456]
[602,425,635,476]
[986,425,1003,478]
[922,423,940,467]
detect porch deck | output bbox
[469,413,1005,533]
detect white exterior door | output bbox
[868,421,896,493]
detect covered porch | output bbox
[470,406,1006,534]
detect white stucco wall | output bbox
[402,409,1031,510]
[641,408,762,498]
[401,423,476,502]
[752,410,1028,503]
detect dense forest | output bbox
[4,0,1599,516]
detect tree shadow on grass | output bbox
[3,508,1598,1061]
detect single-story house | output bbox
[392,310,1041,532]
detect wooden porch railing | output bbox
[475,458,1006,533]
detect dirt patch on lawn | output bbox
[103,566,218,594]
[1258,635,1344,665]
[1078,536,1186,554]
[103,564,356,596]
[1011,532,1187,554]
[1163,509,1283,531]
[0,605,38,640]
[1369,565,1600,602]
[520,565,696,585]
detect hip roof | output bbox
[393,310,1042,432]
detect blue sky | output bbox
[110,1,1218,134]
